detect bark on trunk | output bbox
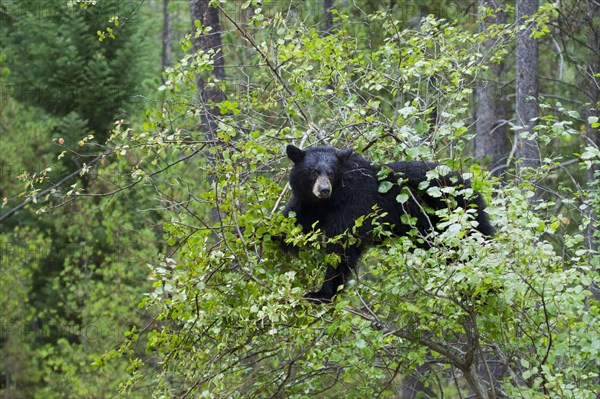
[189,0,226,225]
[463,363,491,399]
[585,0,600,254]
[324,0,334,34]
[515,0,540,178]
[162,0,172,68]
[189,0,226,139]
[475,0,508,176]
[583,0,600,307]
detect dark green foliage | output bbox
[0,1,162,397]
[2,0,150,140]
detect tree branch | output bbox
[0,150,111,223]
[216,5,321,136]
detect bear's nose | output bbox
[313,175,332,199]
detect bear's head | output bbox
[286,145,352,201]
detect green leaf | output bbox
[378,181,393,193]
[396,193,409,203]
[426,186,442,198]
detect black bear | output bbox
[283,144,494,302]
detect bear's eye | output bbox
[311,170,319,178]
[327,171,334,178]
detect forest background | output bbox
[0,0,599,398]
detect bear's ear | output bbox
[286,145,305,164]
[337,148,352,162]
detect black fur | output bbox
[283,145,493,302]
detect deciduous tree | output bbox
[515,0,541,178]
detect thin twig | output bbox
[0,150,111,223]
[217,5,321,136]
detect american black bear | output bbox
[283,144,494,302]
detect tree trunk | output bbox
[475,0,508,176]
[462,363,491,399]
[162,0,172,68]
[583,0,600,308]
[324,0,335,34]
[515,0,540,178]
[189,0,226,225]
[189,0,226,139]
[584,0,599,254]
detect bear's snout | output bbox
[312,175,332,199]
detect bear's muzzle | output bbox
[312,175,332,199]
